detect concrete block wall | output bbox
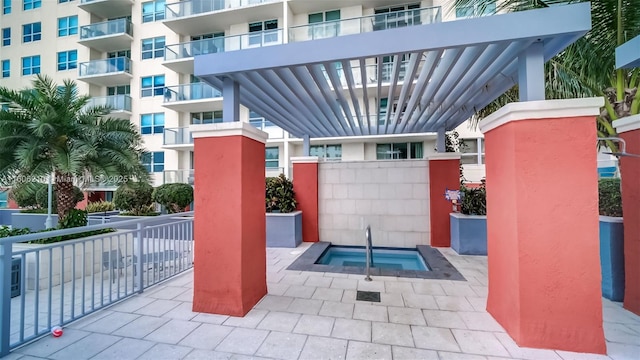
[318,160,430,248]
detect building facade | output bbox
[0,0,489,203]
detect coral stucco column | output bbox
[613,114,640,316]
[292,156,319,243]
[428,153,461,247]
[190,122,268,317]
[480,98,606,354]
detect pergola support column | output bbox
[436,127,446,153]
[428,153,460,247]
[302,135,311,156]
[223,77,240,123]
[480,98,606,354]
[613,114,640,316]
[518,42,545,102]
[190,122,268,317]
[292,156,319,243]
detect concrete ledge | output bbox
[479,98,604,133]
[189,122,268,143]
[613,114,640,134]
[428,153,461,160]
[291,156,320,164]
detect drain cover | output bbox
[356,290,381,302]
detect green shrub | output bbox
[86,200,116,213]
[152,183,193,213]
[27,228,115,245]
[460,180,487,216]
[19,208,47,214]
[0,226,31,238]
[10,182,46,208]
[265,174,297,213]
[58,209,88,229]
[114,182,154,215]
[35,185,84,210]
[599,178,622,217]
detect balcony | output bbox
[78,0,134,19]
[85,95,132,119]
[164,0,282,35]
[288,6,441,42]
[163,169,194,185]
[78,19,133,52]
[163,127,193,149]
[78,57,132,86]
[249,118,284,139]
[162,83,222,112]
[163,30,283,73]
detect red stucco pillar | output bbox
[190,122,268,317]
[613,114,640,316]
[480,98,606,354]
[428,154,461,247]
[292,157,319,243]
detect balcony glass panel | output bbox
[80,18,132,39]
[163,169,194,185]
[163,83,221,102]
[288,6,441,42]
[165,0,277,20]
[165,30,283,60]
[86,95,132,111]
[163,127,193,145]
[79,57,131,76]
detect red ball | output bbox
[51,326,63,337]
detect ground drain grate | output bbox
[356,290,381,302]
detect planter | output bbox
[266,211,302,248]
[450,213,487,255]
[11,213,59,231]
[600,215,625,301]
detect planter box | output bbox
[266,211,302,248]
[450,213,487,255]
[600,215,625,301]
[11,213,59,231]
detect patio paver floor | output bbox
[9,243,640,360]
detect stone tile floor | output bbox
[7,243,640,360]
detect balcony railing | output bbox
[79,57,132,77]
[165,0,278,20]
[80,18,133,40]
[249,118,284,139]
[164,127,193,145]
[164,169,194,185]
[163,83,221,103]
[288,6,441,42]
[165,29,283,61]
[86,95,132,112]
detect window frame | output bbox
[2,0,11,14]
[141,36,165,60]
[141,151,164,173]
[142,0,165,23]
[190,111,223,125]
[21,55,40,76]
[140,75,165,97]
[23,0,41,11]
[455,0,496,18]
[375,142,423,160]
[57,15,78,37]
[1,27,9,46]
[107,85,131,96]
[57,50,77,71]
[460,138,485,165]
[22,22,41,43]
[1,59,9,78]
[140,112,165,135]
[310,144,342,161]
[248,19,278,47]
[265,147,279,169]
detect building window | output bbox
[141,152,164,173]
[22,22,41,43]
[376,142,423,160]
[0,190,7,208]
[1,59,9,78]
[248,111,274,129]
[310,144,342,161]
[374,3,420,30]
[2,0,10,14]
[140,113,165,135]
[108,49,131,59]
[190,111,223,124]
[460,138,485,165]
[190,32,224,56]
[141,36,165,60]
[456,0,496,18]
[58,15,78,37]
[23,0,40,10]
[107,85,130,95]
[21,55,40,75]
[142,0,165,23]
[265,147,279,169]
[58,0,74,3]
[57,50,77,71]
[141,75,165,97]
[1,27,9,46]
[308,10,340,39]
[248,19,278,46]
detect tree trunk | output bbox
[55,171,75,221]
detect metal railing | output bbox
[164,29,283,61]
[0,212,194,356]
[79,18,132,40]
[289,6,441,42]
[249,119,284,139]
[85,95,132,112]
[79,57,132,77]
[163,169,194,185]
[165,0,278,20]
[163,127,193,146]
[163,83,221,103]
[365,225,373,281]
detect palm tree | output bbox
[0,74,150,221]
[451,0,640,151]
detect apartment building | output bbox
[0,0,490,205]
